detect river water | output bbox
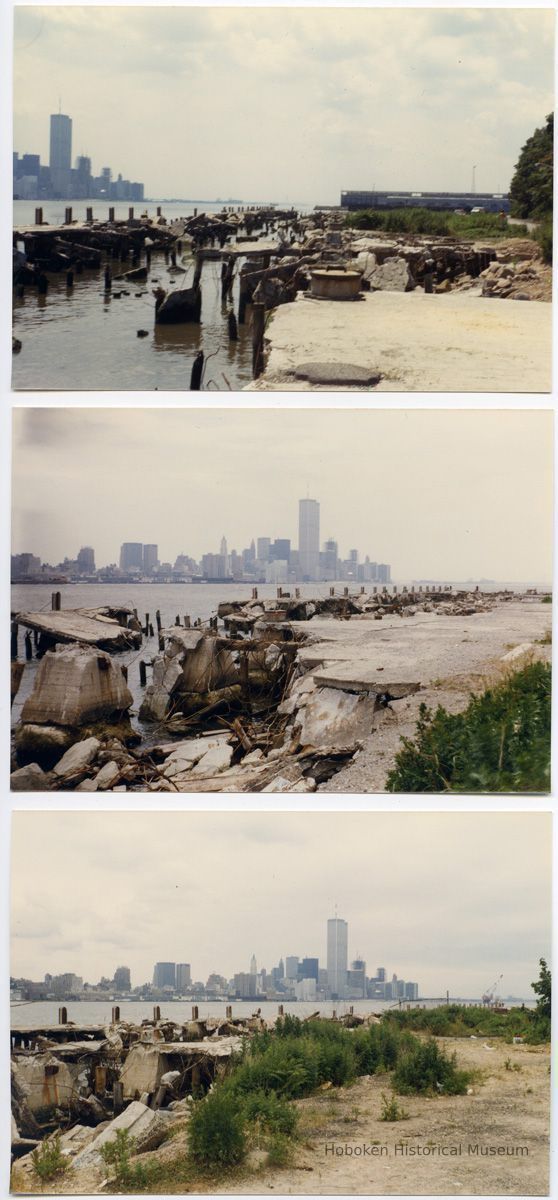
[12,199,313,393]
[11,996,531,1030]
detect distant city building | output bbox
[299,498,320,581]
[176,963,191,991]
[120,542,144,571]
[77,546,96,574]
[152,962,176,989]
[51,972,83,996]
[233,972,257,998]
[270,538,291,563]
[327,917,348,998]
[250,954,257,976]
[113,965,131,991]
[285,956,299,980]
[11,552,41,579]
[298,957,319,982]
[377,563,391,583]
[143,544,158,572]
[49,113,72,195]
[257,537,271,563]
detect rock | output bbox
[15,722,73,765]
[261,775,292,792]
[20,645,133,728]
[501,642,536,662]
[10,763,49,792]
[137,329,149,337]
[52,736,101,780]
[295,686,376,749]
[294,362,381,387]
[191,740,234,776]
[92,760,121,790]
[72,1101,169,1168]
[12,336,22,354]
[367,256,415,292]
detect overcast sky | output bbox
[11,408,552,581]
[13,7,554,203]
[11,811,551,997]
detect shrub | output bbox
[536,216,553,265]
[266,1133,293,1167]
[238,1089,298,1137]
[31,1134,69,1183]
[532,958,551,1018]
[99,1129,160,1190]
[188,1089,246,1168]
[379,1092,409,1121]
[394,1038,471,1096]
[386,661,551,793]
[345,207,530,241]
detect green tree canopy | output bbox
[510,114,553,218]
[531,958,551,1019]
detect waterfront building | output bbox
[341,189,510,213]
[327,917,348,998]
[299,498,320,581]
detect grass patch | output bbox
[382,1003,550,1043]
[386,661,551,793]
[31,1134,70,1184]
[345,207,529,241]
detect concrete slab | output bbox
[249,290,551,392]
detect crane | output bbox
[482,973,503,1007]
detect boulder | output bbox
[53,736,101,779]
[10,763,50,792]
[367,256,415,292]
[20,645,133,728]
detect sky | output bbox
[10,811,551,997]
[11,407,553,581]
[12,7,555,203]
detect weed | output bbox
[188,1089,246,1168]
[394,1038,472,1096]
[266,1133,293,1167]
[504,1058,512,1070]
[386,661,551,793]
[31,1134,69,1184]
[100,1129,160,1190]
[379,1093,410,1121]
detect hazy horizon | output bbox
[11,409,553,581]
[13,7,554,204]
[11,812,551,996]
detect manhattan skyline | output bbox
[11,812,551,997]
[11,409,552,582]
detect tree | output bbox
[531,958,551,1019]
[509,114,553,219]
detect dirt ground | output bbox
[249,289,551,392]
[220,1039,551,1196]
[14,1038,549,1196]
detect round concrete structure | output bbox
[310,270,362,300]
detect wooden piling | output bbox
[113,1081,124,1114]
[192,1005,199,1020]
[24,633,33,661]
[227,310,238,341]
[121,665,128,682]
[158,634,164,651]
[153,1005,161,1022]
[139,661,147,687]
[128,207,134,221]
[149,623,154,638]
[34,207,43,225]
[190,351,204,391]
[251,302,265,378]
[64,207,72,225]
[144,613,150,635]
[156,610,162,631]
[10,622,18,661]
[184,615,191,628]
[175,615,181,626]
[58,1007,68,1025]
[86,206,93,222]
[226,1005,233,1019]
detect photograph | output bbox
[12,6,553,392]
[10,407,552,794]
[10,810,552,1195]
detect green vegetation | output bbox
[100,1129,161,1190]
[383,1001,550,1045]
[532,958,551,1020]
[510,114,553,220]
[386,661,551,793]
[379,1093,410,1121]
[31,1133,69,1183]
[345,207,528,240]
[393,1039,471,1096]
[188,1090,247,1169]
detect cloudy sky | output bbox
[13,7,554,203]
[11,811,551,997]
[11,407,553,581]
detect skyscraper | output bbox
[152,962,176,989]
[299,499,320,581]
[250,954,257,975]
[327,917,348,998]
[176,963,191,991]
[49,113,72,195]
[143,544,158,572]
[113,966,131,991]
[77,546,95,573]
[120,542,143,571]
